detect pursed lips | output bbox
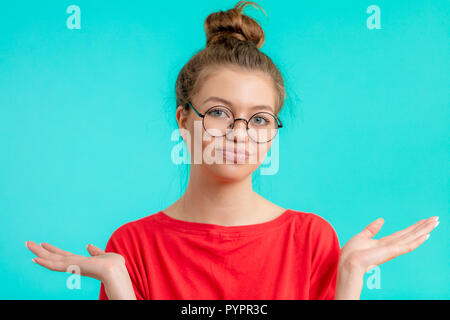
[216,146,250,157]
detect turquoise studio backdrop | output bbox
[0,0,448,299]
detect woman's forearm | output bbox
[103,264,137,300]
[334,261,365,300]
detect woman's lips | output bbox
[215,147,250,162]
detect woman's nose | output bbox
[228,119,248,142]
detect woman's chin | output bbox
[205,162,256,182]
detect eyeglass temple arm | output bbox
[276,116,283,128]
[186,101,204,118]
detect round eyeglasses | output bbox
[183,101,283,143]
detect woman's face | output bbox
[176,66,278,182]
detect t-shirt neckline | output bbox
[154,208,293,236]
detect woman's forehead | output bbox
[196,69,277,112]
[201,96,275,114]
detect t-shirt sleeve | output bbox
[99,223,147,300]
[308,215,341,300]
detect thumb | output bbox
[359,218,384,239]
[86,244,105,256]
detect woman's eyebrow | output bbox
[202,96,274,113]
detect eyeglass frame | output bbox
[181,100,283,143]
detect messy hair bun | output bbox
[204,1,267,49]
[176,1,286,115]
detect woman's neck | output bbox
[166,166,276,226]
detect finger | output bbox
[359,218,384,239]
[379,216,438,245]
[86,244,105,257]
[394,219,439,246]
[384,233,430,263]
[26,241,60,260]
[358,233,430,268]
[378,219,426,244]
[40,243,73,257]
[32,257,70,272]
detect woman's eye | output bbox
[252,116,268,125]
[207,107,229,117]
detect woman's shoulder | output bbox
[260,197,335,232]
[106,211,163,240]
[287,209,338,237]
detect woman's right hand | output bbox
[25,240,125,283]
[25,240,137,299]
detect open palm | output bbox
[25,240,125,282]
[340,216,439,274]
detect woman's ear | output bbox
[176,105,189,139]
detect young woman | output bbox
[25,1,439,300]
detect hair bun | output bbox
[204,1,267,49]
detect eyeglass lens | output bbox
[203,106,278,143]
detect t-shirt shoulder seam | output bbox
[290,209,338,236]
[109,212,160,238]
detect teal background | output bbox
[0,0,448,299]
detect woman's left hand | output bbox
[339,215,439,274]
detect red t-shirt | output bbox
[99,208,341,300]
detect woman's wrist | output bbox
[102,262,128,284]
[102,263,137,300]
[338,255,366,275]
[335,259,365,300]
